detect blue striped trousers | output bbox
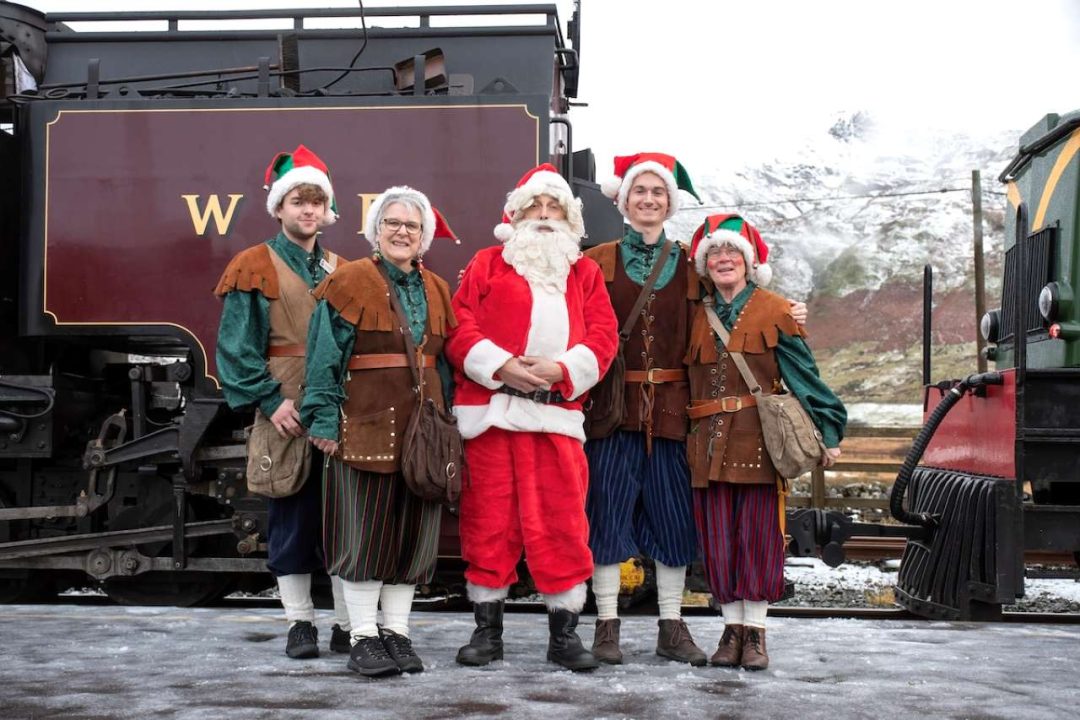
[584,431,698,567]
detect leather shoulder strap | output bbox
[703,296,764,396]
[619,239,674,341]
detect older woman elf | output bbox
[300,186,457,678]
[685,214,846,671]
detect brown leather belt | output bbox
[624,368,688,384]
[347,353,437,370]
[267,344,306,357]
[686,394,757,419]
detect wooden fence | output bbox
[786,425,919,510]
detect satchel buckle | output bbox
[259,455,273,472]
[719,396,742,413]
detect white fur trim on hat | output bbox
[693,228,772,287]
[606,161,679,220]
[497,170,585,239]
[265,165,337,225]
[364,186,437,255]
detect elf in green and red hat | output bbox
[214,144,350,662]
[686,213,846,670]
[583,154,809,668]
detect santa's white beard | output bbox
[501,219,582,294]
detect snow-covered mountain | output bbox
[669,113,1021,404]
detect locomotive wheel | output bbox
[102,494,237,607]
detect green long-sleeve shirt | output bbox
[215,233,333,418]
[300,261,452,442]
[618,227,682,290]
[712,283,847,448]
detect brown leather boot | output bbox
[709,624,744,667]
[656,619,707,666]
[741,626,769,671]
[591,618,623,665]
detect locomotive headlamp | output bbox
[1038,281,1072,323]
[980,309,1001,343]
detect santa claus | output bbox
[446,164,618,672]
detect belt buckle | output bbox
[646,368,662,384]
[719,396,742,413]
[532,389,551,403]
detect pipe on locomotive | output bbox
[889,371,1004,528]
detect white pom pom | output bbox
[600,176,623,199]
[493,223,514,242]
[754,263,772,288]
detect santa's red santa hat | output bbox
[600,152,701,220]
[493,163,585,242]
[264,144,338,225]
[364,186,459,255]
[690,214,772,288]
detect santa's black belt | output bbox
[498,386,567,404]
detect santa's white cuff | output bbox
[463,339,514,390]
[556,344,599,400]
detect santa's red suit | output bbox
[446,244,618,599]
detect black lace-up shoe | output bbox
[379,628,424,673]
[347,635,401,677]
[285,621,319,659]
[330,624,351,654]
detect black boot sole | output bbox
[455,648,504,666]
[286,644,319,659]
[547,652,599,672]
[347,658,402,677]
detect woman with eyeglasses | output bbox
[299,186,458,678]
[685,214,846,672]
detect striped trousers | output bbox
[584,431,698,567]
[322,458,442,585]
[693,481,785,604]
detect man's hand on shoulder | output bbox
[496,357,549,393]
[270,398,305,439]
[788,300,808,326]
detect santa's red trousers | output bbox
[460,427,593,595]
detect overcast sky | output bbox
[18,0,1080,173]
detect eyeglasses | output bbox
[381,218,422,236]
[706,246,744,259]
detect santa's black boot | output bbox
[456,601,505,666]
[546,609,599,672]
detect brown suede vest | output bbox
[685,287,803,488]
[586,239,699,442]
[265,249,339,402]
[314,257,455,474]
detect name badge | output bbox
[319,257,336,274]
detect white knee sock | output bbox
[591,564,621,621]
[330,575,351,631]
[654,561,686,621]
[743,600,769,629]
[379,583,416,637]
[341,579,382,639]
[720,602,744,625]
[276,573,314,624]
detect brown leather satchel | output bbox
[702,297,827,479]
[245,409,312,498]
[584,239,675,440]
[378,262,464,504]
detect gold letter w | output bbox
[182,194,245,236]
